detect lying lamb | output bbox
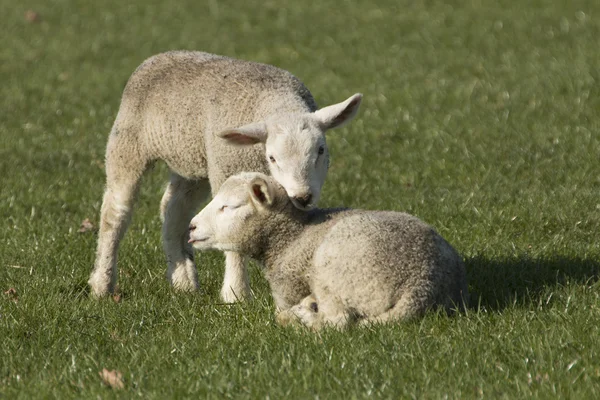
[87,51,362,301]
[188,172,470,329]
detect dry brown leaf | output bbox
[25,10,41,23]
[4,288,18,303]
[99,368,124,390]
[78,218,96,233]
[109,330,124,343]
[112,293,122,303]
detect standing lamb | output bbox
[88,51,362,301]
[188,172,470,329]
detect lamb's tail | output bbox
[359,290,426,326]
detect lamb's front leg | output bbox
[221,252,251,303]
[276,295,320,328]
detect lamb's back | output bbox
[114,51,317,180]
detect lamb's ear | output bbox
[217,121,267,146]
[249,176,274,208]
[314,93,362,130]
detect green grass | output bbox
[2,0,600,397]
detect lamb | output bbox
[188,172,470,330]
[87,51,362,301]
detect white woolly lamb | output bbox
[188,172,470,330]
[88,51,362,301]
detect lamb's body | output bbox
[88,51,361,300]
[189,173,470,329]
[258,209,468,328]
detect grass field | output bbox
[2,0,600,397]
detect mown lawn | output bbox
[2,0,600,398]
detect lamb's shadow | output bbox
[465,255,600,311]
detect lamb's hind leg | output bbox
[277,294,353,331]
[276,295,320,328]
[161,174,210,292]
[89,135,146,297]
[313,294,356,330]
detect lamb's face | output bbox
[188,173,279,253]
[264,114,328,211]
[218,93,362,211]
[188,177,255,253]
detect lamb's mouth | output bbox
[291,198,316,211]
[188,237,210,246]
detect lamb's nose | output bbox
[293,193,312,208]
[189,224,196,232]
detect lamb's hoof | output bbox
[299,295,318,311]
[89,287,111,299]
[169,266,199,293]
[276,297,321,330]
[220,287,252,303]
[291,303,319,328]
[172,280,200,293]
[88,275,114,299]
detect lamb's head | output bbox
[218,93,362,210]
[188,172,289,254]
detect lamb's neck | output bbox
[251,209,307,268]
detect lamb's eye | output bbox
[220,204,242,212]
[318,146,324,155]
[269,155,276,163]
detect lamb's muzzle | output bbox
[291,193,313,209]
